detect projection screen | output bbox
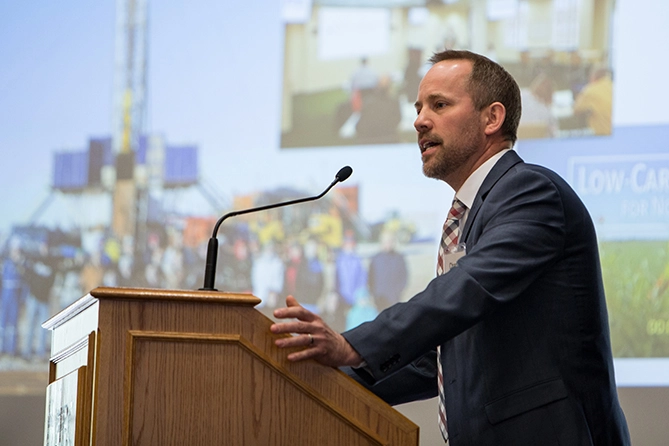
[0,0,668,395]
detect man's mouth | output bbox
[420,139,440,154]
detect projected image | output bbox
[0,0,666,393]
[280,0,615,149]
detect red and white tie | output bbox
[436,198,467,442]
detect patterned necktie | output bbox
[436,198,467,442]
[437,198,467,275]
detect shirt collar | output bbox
[455,149,513,209]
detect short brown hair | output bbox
[429,50,522,145]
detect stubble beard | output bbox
[421,123,485,183]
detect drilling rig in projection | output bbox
[107,0,229,253]
[111,0,148,242]
[47,0,215,249]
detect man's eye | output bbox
[435,102,447,109]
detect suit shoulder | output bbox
[505,162,592,221]
[509,162,577,195]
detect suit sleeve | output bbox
[342,166,567,383]
[342,350,438,406]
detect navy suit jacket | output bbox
[343,151,630,445]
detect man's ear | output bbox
[483,102,506,136]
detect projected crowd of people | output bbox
[0,206,413,368]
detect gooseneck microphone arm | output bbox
[199,166,353,291]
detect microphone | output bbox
[199,166,353,291]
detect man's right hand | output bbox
[270,296,363,368]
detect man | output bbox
[573,64,613,136]
[1,241,25,358]
[271,50,630,445]
[368,230,408,307]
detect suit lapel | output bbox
[460,150,524,243]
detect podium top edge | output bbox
[43,287,261,330]
[90,286,262,306]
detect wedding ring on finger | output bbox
[307,333,314,345]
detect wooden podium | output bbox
[42,287,419,445]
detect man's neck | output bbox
[445,139,513,191]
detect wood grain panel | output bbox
[125,332,384,445]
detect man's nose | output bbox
[414,110,432,132]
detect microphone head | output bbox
[335,166,353,183]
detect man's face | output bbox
[414,60,486,184]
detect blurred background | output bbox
[1,0,668,443]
